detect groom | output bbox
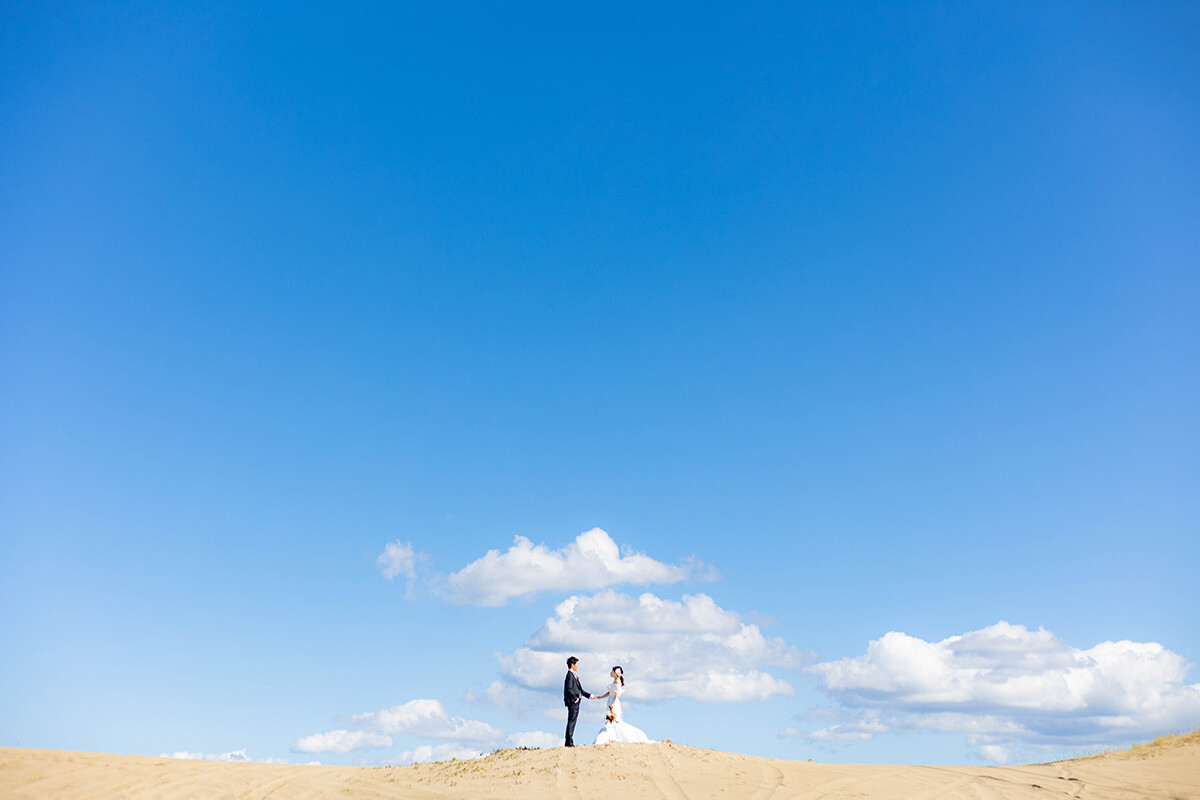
[563,656,595,747]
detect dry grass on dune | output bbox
[1136,724,1200,751]
[1070,723,1200,762]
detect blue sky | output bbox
[2,1,1197,768]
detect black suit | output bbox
[563,669,590,746]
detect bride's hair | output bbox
[612,665,624,686]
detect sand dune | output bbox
[2,737,1197,799]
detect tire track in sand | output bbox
[997,765,1086,800]
[786,766,912,800]
[904,769,1008,800]
[645,746,692,800]
[747,756,786,800]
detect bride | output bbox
[592,666,653,745]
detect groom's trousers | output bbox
[564,700,580,746]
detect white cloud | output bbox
[343,699,506,743]
[801,621,1200,762]
[159,749,298,764]
[496,589,807,703]
[465,680,557,718]
[294,696,562,766]
[975,743,1014,764]
[376,733,559,766]
[384,743,486,766]
[291,730,393,754]
[807,717,888,743]
[292,699,507,755]
[377,541,423,598]
[437,528,717,607]
[209,748,252,762]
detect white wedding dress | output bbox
[592,681,653,745]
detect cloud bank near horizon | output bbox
[795,621,1200,763]
[291,698,558,763]
[159,748,311,765]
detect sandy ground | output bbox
[2,738,1197,799]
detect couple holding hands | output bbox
[563,656,653,747]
